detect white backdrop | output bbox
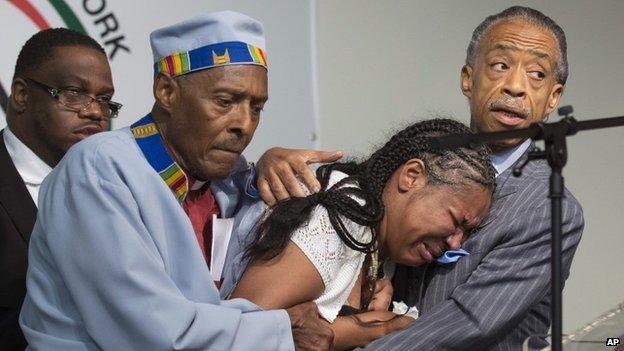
[0,0,318,161]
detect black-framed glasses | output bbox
[25,78,122,118]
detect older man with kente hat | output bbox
[20,11,333,350]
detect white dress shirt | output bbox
[490,138,531,177]
[3,127,52,206]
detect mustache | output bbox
[73,123,105,134]
[487,96,531,119]
[212,139,247,154]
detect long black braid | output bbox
[246,118,495,261]
[244,161,381,261]
[244,119,496,307]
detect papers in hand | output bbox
[210,215,234,283]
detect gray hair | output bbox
[465,6,568,85]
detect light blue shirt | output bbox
[19,127,294,350]
[490,139,532,177]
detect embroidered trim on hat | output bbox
[154,41,267,77]
[131,114,189,202]
[213,49,231,65]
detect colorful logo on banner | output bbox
[0,0,130,126]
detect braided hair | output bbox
[245,119,496,308]
[246,118,495,260]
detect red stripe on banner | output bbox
[8,0,51,30]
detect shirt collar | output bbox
[131,114,189,202]
[3,126,52,186]
[490,138,531,177]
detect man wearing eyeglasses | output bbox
[0,28,119,350]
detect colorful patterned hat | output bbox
[150,10,267,77]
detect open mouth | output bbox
[415,242,437,262]
[491,107,527,127]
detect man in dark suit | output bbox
[364,6,584,350]
[0,28,117,350]
[257,5,584,351]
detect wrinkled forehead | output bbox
[478,18,560,62]
[176,64,267,87]
[423,182,492,223]
[456,183,493,216]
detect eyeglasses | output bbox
[25,78,122,118]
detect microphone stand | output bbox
[429,106,624,351]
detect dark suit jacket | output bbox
[365,152,584,351]
[0,129,36,350]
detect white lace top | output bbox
[290,171,372,322]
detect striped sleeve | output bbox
[363,194,583,350]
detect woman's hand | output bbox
[368,278,393,312]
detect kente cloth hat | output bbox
[150,10,267,77]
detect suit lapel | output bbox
[474,149,534,228]
[0,130,37,243]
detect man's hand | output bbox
[332,311,414,350]
[286,302,334,351]
[367,278,393,312]
[257,147,343,205]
